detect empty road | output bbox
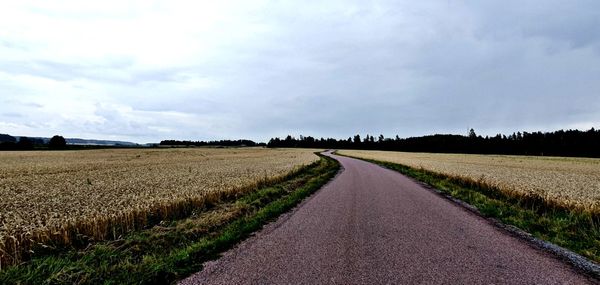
[181,152,595,284]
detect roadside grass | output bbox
[0,154,340,285]
[339,154,600,264]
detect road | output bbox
[181,151,595,284]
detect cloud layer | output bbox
[1,1,599,142]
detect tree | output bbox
[49,135,67,149]
[17,137,34,150]
[353,134,361,144]
[468,128,477,139]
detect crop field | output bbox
[339,150,600,213]
[0,148,318,268]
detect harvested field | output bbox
[339,150,600,213]
[0,148,318,267]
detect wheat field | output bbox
[0,147,318,268]
[339,150,600,212]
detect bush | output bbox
[17,137,34,150]
[49,135,67,149]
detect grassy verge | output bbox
[340,154,600,264]
[0,154,339,285]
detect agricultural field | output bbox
[0,147,319,267]
[339,150,600,213]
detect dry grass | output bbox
[0,147,318,268]
[339,150,600,213]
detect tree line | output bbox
[159,139,264,147]
[0,134,66,150]
[267,128,600,158]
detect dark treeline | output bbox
[0,134,44,150]
[160,139,264,147]
[268,128,600,158]
[0,134,66,150]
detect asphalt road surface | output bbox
[181,151,595,284]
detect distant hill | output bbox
[65,138,138,146]
[6,135,138,146]
[0,134,17,143]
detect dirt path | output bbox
[180,152,595,284]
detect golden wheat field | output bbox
[0,147,318,267]
[339,150,600,212]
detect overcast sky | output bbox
[1,1,599,143]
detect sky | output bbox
[1,1,599,143]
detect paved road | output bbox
[181,152,594,284]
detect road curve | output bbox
[181,152,595,284]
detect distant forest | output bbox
[5,128,600,157]
[267,128,600,158]
[0,134,66,150]
[159,139,264,147]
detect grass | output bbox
[0,154,340,285]
[340,154,600,264]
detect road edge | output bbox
[334,151,600,282]
[179,151,345,284]
[237,151,345,240]
[415,178,600,281]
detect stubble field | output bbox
[339,150,600,213]
[0,147,318,267]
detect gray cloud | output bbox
[0,1,599,143]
